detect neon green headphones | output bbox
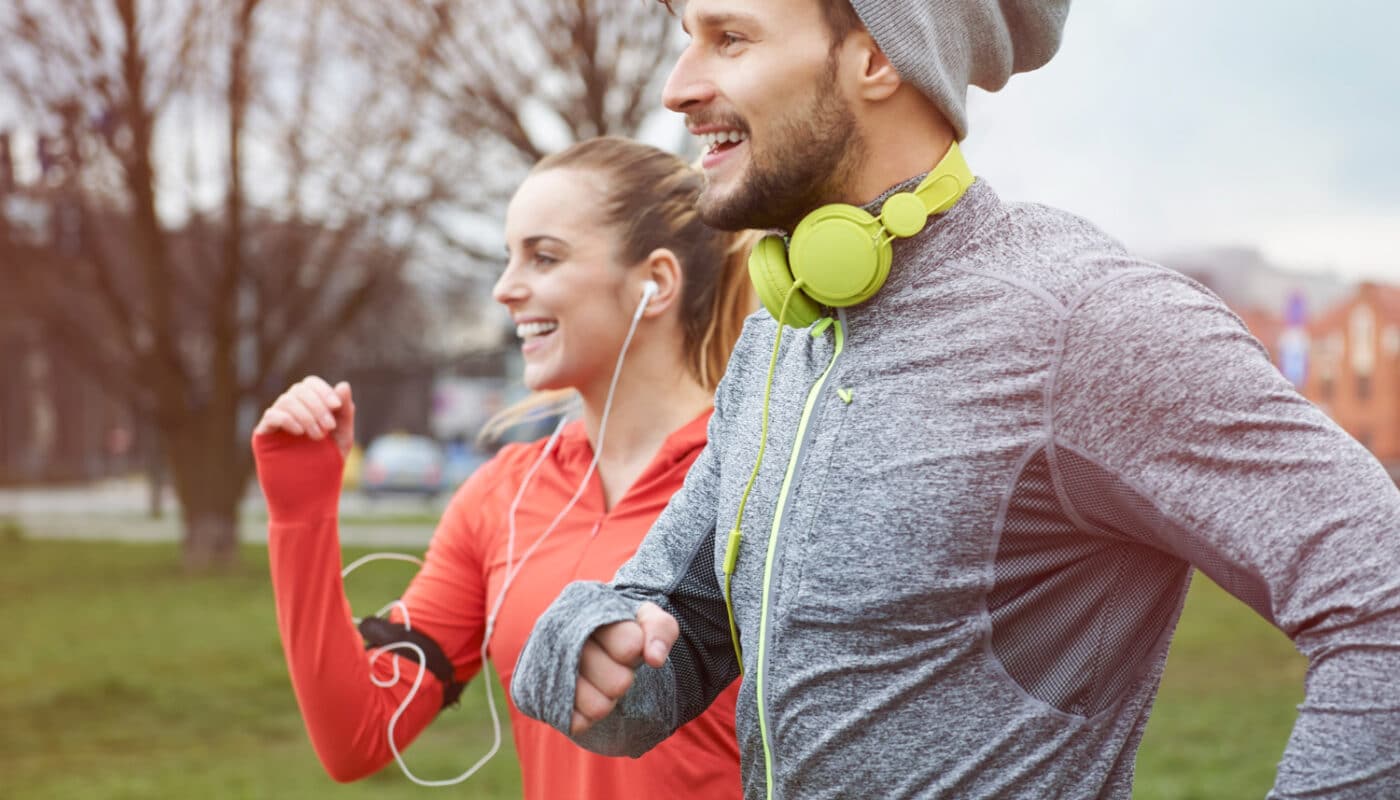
[747,141,974,328]
[718,145,977,675]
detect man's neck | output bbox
[846,132,955,208]
[843,91,957,207]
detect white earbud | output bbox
[635,280,660,321]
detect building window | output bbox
[1357,374,1372,402]
[1351,305,1376,374]
[1320,377,1335,401]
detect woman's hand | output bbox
[254,376,356,460]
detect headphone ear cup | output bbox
[748,234,824,329]
[789,204,890,308]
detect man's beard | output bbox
[698,62,865,232]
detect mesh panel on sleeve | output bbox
[1055,447,1274,621]
[630,532,742,730]
[989,449,1189,717]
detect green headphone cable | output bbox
[722,279,805,674]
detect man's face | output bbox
[663,0,866,232]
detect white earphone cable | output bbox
[339,284,654,787]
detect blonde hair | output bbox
[479,137,759,445]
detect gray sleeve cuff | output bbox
[1270,616,1400,797]
[510,580,678,757]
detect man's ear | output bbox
[850,33,901,102]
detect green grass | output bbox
[1,538,1303,798]
[1,538,520,799]
[1134,575,1304,799]
[335,514,442,527]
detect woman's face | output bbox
[494,168,637,394]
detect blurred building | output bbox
[1241,283,1400,469]
[1179,247,1400,475]
[1302,283,1400,462]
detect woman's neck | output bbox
[576,341,713,507]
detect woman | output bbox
[252,137,756,798]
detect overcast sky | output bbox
[958,0,1399,283]
[6,2,1394,285]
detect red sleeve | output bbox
[254,431,496,782]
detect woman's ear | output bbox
[637,248,683,318]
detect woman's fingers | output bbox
[254,407,303,436]
[253,376,352,443]
[301,375,343,411]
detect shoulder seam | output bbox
[948,265,1069,316]
[1063,265,1167,318]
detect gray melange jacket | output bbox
[512,178,1400,798]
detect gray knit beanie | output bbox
[848,1,1071,140]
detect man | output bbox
[512,1,1400,797]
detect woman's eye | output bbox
[720,32,744,50]
[533,252,559,266]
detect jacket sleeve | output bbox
[1052,268,1400,798]
[511,397,741,758]
[254,432,492,782]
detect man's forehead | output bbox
[676,0,792,32]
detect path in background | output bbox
[0,477,444,546]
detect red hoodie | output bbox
[254,410,741,799]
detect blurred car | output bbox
[360,434,445,499]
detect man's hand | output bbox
[571,602,679,736]
[253,376,356,460]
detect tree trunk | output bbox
[146,422,166,520]
[165,402,251,573]
[181,506,240,572]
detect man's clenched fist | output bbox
[571,602,679,736]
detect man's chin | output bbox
[697,192,750,231]
[698,181,773,232]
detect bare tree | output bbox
[0,0,682,570]
[0,0,454,569]
[348,0,682,284]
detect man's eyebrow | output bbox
[687,10,762,34]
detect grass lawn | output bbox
[2,537,1303,799]
[2,537,521,800]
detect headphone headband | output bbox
[748,142,973,328]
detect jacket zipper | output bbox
[755,316,846,799]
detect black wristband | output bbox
[358,615,466,709]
